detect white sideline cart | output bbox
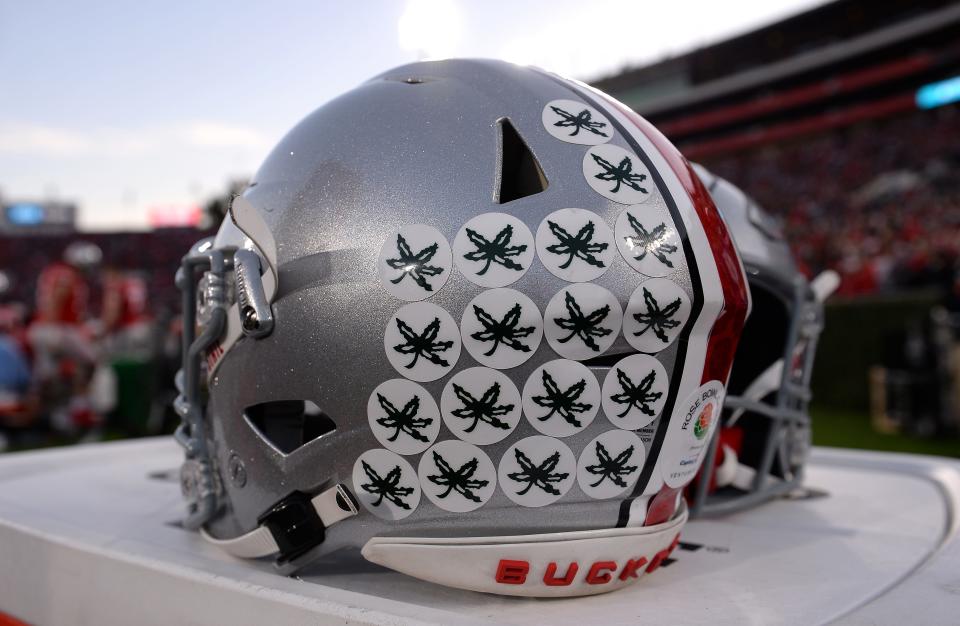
[0,438,958,625]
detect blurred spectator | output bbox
[27,260,100,435]
[703,104,960,297]
[0,228,208,449]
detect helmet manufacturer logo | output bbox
[353,449,421,520]
[535,208,615,282]
[441,367,521,445]
[577,430,646,499]
[522,359,600,437]
[541,99,612,145]
[378,225,452,301]
[384,302,461,382]
[453,213,535,288]
[419,440,497,512]
[544,284,622,360]
[601,354,669,430]
[622,279,691,354]
[367,379,441,455]
[615,206,681,277]
[461,288,543,369]
[498,435,576,507]
[583,144,654,205]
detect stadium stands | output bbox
[702,105,960,296]
[593,0,960,298]
[0,228,212,314]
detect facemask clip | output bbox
[234,248,274,338]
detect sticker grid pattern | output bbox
[357,97,700,519]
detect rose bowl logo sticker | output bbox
[693,402,714,440]
[660,380,725,489]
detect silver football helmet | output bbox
[174,59,749,597]
[687,164,835,516]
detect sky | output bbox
[0,0,824,231]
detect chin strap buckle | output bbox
[201,484,359,563]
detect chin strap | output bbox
[201,484,358,561]
[714,444,772,491]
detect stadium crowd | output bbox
[0,229,208,450]
[703,105,960,299]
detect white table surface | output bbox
[0,438,958,625]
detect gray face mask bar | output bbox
[173,230,358,563]
[174,238,231,530]
[689,274,826,517]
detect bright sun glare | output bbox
[397,0,463,60]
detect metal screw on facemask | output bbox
[241,306,259,332]
[228,453,247,488]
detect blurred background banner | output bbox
[1,0,959,456]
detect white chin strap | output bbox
[714,444,771,491]
[201,485,357,559]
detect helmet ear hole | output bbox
[243,400,336,455]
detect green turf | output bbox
[811,408,960,458]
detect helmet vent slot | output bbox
[243,400,336,455]
[495,117,548,203]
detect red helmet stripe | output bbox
[599,99,750,385]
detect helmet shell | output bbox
[199,60,749,569]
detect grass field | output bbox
[812,408,960,458]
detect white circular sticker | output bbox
[521,359,600,437]
[460,288,543,369]
[367,379,441,455]
[661,380,725,488]
[452,213,535,288]
[541,99,612,145]
[577,430,646,500]
[535,208,615,282]
[440,367,522,445]
[498,435,576,507]
[377,224,452,301]
[384,301,461,382]
[353,448,421,520]
[418,440,497,513]
[615,205,682,276]
[544,283,622,360]
[622,279,691,354]
[583,144,653,205]
[601,354,669,430]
